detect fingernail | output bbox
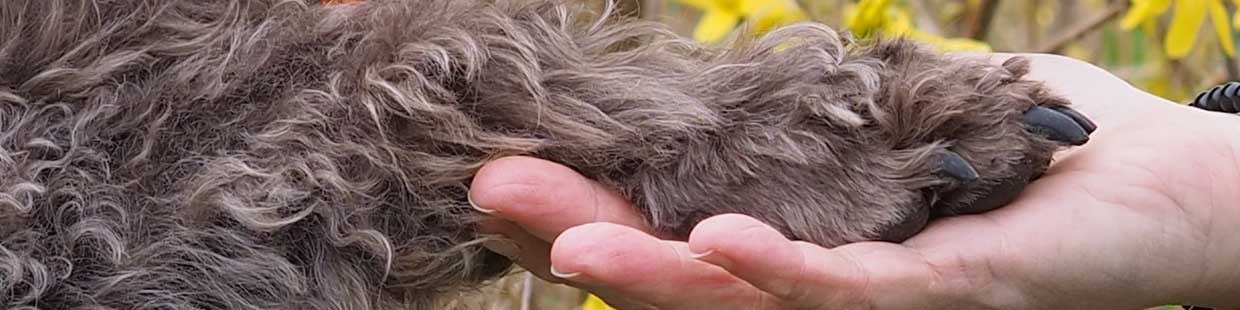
[482,238,520,260]
[689,249,714,259]
[467,189,495,214]
[690,248,734,269]
[549,264,581,280]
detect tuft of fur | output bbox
[0,0,1070,308]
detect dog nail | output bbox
[1049,106,1097,134]
[935,150,978,183]
[482,239,520,260]
[1023,106,1089,145]
[877,204,930,243]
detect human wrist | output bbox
[1160,108,1240,308]
[1187,157,1240,308]
[1179,215,1240,308]
[1023,103,1240,309]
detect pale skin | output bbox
[467,53,1240,309]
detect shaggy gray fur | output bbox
[0,0,1079,308]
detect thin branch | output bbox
[1024,0,1041,50]
[1222,55,1239,82]
[1224,0,1240,81]
[964,0,999,40]
[519,273,532,310]
[1036,1,1128,54]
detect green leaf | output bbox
[1104,26,1119,66]
[1131,24,1148,64]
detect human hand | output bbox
[467,53,1240,309]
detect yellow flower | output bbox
[580,294,615,310]
[844,0,894,36]
[1120,0,1234,58]
[674,0,807,43]
[842,0,991,52]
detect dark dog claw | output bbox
[935,150,978,183]
[878,203,930,243]
[1023,106,1090,145]
[1049,106,1097,134]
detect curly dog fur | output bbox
[0,0,1087,308]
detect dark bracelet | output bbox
[1191,82,1240,113]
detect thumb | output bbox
[686,214,1002,309]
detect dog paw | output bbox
[936,105,1095,209]
[874,58,1098,242]
[625,46,1098,248]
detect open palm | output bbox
[468,54,1240,309]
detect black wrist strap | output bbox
[1192,82,1240,113]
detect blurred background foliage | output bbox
[475,0,1232,309]
[593,0,1234,103]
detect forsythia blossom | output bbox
[843,0,991,52]
[674,0,808,43]
[1121,0,1235,58]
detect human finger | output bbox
[549,222,785,310]
[686,214,872,308]
[686,214,1007,309]
[476,219,563,283]
[469,156,653,241]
